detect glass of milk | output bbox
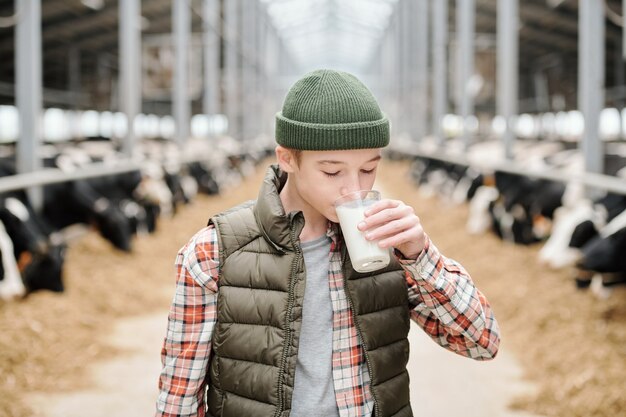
[334,190,391,273]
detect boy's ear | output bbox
[275,145,297,173]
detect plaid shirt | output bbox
[156,222,500,417]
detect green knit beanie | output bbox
[275,69,390,150]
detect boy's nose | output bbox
[339,175,367,197]
[340,185,360,196]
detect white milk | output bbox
[336,200,390,273]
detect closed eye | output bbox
[323,168,376,178]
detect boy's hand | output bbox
[357,199,426,260]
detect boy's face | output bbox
[277,146,382,223]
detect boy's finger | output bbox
[364,199,399,216]
[359,206,401,230]
[378,227,417,248]
[364,217,415,241]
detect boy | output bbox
[156,69,500,417]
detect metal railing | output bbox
[0,151,236,194]
[0,160,142,194]
[390,143,626,196]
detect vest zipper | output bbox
[343,271,381,417]
[274,225,302,417]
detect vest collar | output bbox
[254,164,303,253]
[254,164,341,253]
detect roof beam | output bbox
[474,3,578,51]
[0,0,172,53]
[0,5,200,63]
[476,0,621,45]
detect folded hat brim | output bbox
[275,112,390,151]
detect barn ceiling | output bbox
[0,0,624,110]
[262,0,397,73]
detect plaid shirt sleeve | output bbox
[395,234,500,360]
[156,225,220,417]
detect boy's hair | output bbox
[288,148,302,166]
[275,69,389,151]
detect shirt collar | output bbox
[326,219,341,246]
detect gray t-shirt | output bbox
[291,234,340,417]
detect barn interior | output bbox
[0,1,625,417]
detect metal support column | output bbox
[254,0,263,140]
[497,0,518,160]
[432,0,447,146]
[274,37,282,139]
[456,0,475,147]
[173,0,190,145]
[385,18,397,126]
[96,53,111,111]
[258,4,268,137]
[386,27,396,123]
[68,46,81,104]
[379,32,388,114]
[235,0,244,140]
[400,0,410,136]
[388,8,401,133]
[394,9,401,129]
[241,0,253,142]
[623,0,626,59]
[224,0,240,139]
[265,17,275,139]
[578,0,604,174]
[414,0,428,142]
[16,0,42,209]
[615,34,625,139]
[203,0,220,122]
[253,0,262,143]
[533,70,550,113]
[120,0,141,155]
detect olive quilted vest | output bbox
[206,164,412,417]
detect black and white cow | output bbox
[575,219,626,298]
[187,161,220,195]
[42,176,134,252]
[42,146,182,250]
[539,192,626,269]
[408,156,482,203]
[479,171,566,244]
[0,135,271,299]
[0,192,65,295]
[0,218,26,300]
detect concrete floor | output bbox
[28,313,167,417]
[27,313,544,417]
[407,323,542,417]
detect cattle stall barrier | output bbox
[389,143,626,196]
[0,154,234,194]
